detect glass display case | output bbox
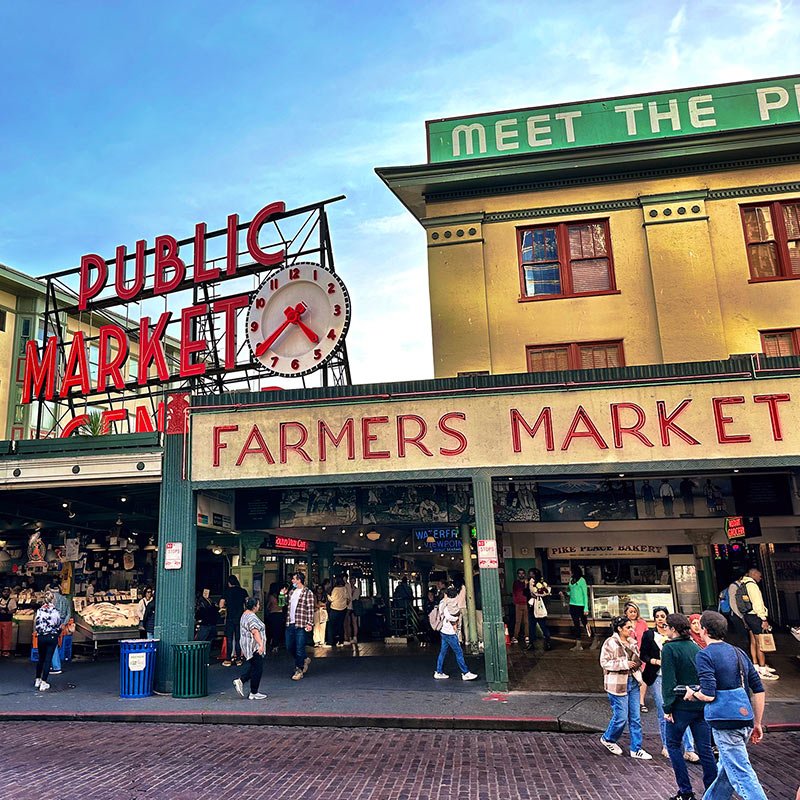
[542,585,675,620]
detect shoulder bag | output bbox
[704,647,753,726]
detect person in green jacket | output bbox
[560,565,589,652]
[661,613,717,800]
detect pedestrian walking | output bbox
[660,613,717,800]
[511,568,529,644]
[312,583,328,647]
[233,597,266,700]
[33,591,61,692]
[327,575,348,646]
[344,573,361,644]
[561,564,589,651]
[736,568,779,681]
[0,586,18,657]
[688,614,706,650]
[526,568,552,651]
[599,615,652,760]
[285,571,314,680]
[433,586,477,681]
[640,606,697,761]
[723,574,748,649]
[685,610,768,800]
[220,575,248,667]
[266,583,284,652]
[625,601,650,712]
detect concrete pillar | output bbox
[685,530,717,610]
[460,523,478,652]
[472,471,507,691]
[154,426,195,693]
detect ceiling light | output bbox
[359,531,365,538]
[618,473,625,477]
[62,502,69,509]
[425,534,436,543]
[120,496,127,503]
[733,469,739,473]
[321,526,327,531]
[583,520,600,529]
[366,531,380,541]
[68,510,76,519]
[390,538,395,543]
[115,515,123,526]
[212,545,223,555]
[341,528,346,534]
[404,540,409,545]
[508,477,513,481]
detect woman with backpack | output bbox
[33,591,61,692]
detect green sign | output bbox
[426,76,800,163]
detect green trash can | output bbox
[172,641,210,698]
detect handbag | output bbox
[533,597,547,618]
[756,632,776,652]
[704,647,753,726]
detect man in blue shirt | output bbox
[684,610,767,800]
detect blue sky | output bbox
[2,1,799,383]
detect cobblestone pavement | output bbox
[3,722,799,800]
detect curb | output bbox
[0,709,564,731]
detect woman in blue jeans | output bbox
[599,616,652,759]
[433,587,477,681]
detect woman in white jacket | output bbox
[433,587,478,681]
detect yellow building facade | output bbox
[378,77,800,378]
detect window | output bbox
[741,200,800,280]
[18,318,32,355]
[519,220,616,299]
[89,343,99,382]
[760,328,800,357]
[0,309,6,332]
[128,356,138,383]
[527,340,624,372]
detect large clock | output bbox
[246,262,351,377]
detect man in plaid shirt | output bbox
[286,572,315,680]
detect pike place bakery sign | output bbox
[191,377,800,482]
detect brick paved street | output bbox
[2,722,799,800]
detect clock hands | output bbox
[255,302,318,358]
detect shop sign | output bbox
[427,75,800,163]
[725,516,746,539]
[477,539,498,568]
[413,526,462,552]
[548,545,667,560]
[192,377,800,482]
[270,535,309,553]
[128,652,147,672]
[164,542,183,570]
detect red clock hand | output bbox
[291,303,319,344]
[256,305,296,357]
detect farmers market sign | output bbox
[426,75,800,163]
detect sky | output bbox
[1,0,800,385]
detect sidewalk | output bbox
[1,639,798,732]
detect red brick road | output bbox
[2,722,798,799]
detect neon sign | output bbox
[272,536,309,552]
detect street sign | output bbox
[477,539,498,569]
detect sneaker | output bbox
[630,749,652,760]
[668,793,697,800]
[222,660,232,667]
[600,737,623,755]
[34,678,41,689]
[235,659,243,667]
[462,671,478,681]
[38,681,50,692]
[433,672,449,679]
[323,644,332,649]
[791,626,800,642]
[662,747,669,757]
[762,666,777,674]
[248,692,267,700]
[760,671,779,680]
[49,670,62,675]
[233,678,245,698]
[640,704,648,713]
[343,640,351,645]
[684,751,700,762]
[303,657,311,674]
[510,638,518,644]
[291,669,304,681]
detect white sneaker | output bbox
[600,737,623,755]
[38,681,50,692]
[34,678,41,689]
[461,671,478,681]
[790,626,800,642]
[631,749,652,760]
[760,671,779,680]
[233,678,245,697]
[433,672,449,679]
[762,666,777,674]
[248,692,267,700]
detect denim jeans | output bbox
[704,727,767,800]
[603,677,642,753]
[285,624,307,670]
[437,632,469,674]
[651,674,694,751]
[666,707,717,795]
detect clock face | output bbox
[246,262,351,377]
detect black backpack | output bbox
[735,581,754,615]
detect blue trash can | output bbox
[119,639,158,698]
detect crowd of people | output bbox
[599,607,772,800]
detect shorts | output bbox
[743,613,765,635]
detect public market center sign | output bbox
[426,75,800,163]
[191,377,800,482]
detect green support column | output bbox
[460,523,478,652]
[371,550,391,604]
[686,530,717,610]
[316,541,335,583]
[472,472,507,691]
[154,430,196,693]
